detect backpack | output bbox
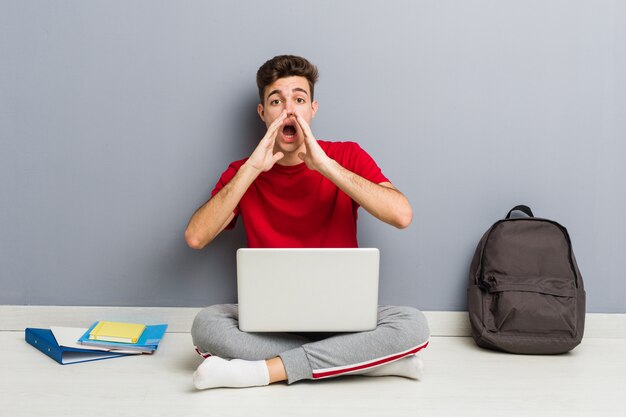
[467,205,586,354]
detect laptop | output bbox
[237,248,380,332]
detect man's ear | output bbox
[311,100,319,118]
[257,103,265,121]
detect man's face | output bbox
[257,76,318,158]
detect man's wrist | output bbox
[317,157,340,179]
[239,160,264,182]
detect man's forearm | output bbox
[185,163,261,249]
[319,160,413,229]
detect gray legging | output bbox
[191,304,430,384]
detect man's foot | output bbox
[193,356,270,390]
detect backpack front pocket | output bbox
[482,275,578,337]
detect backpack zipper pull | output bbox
[478,276,495,292]
[478,278,491,291]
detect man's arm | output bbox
[295,111,413,229]
[322,166,412,229]
[184,110,288,249]
[184,164,259,249]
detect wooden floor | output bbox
[2,330,625,417]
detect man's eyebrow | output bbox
[266,89,282,99]
[292,87,309,96]
[266,87,310,100]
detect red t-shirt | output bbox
[211,140,389,248]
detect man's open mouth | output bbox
[282,123,297,138]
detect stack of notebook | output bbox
[77,321,168,353]
[25,321,168,365]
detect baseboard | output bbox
[1,305,625,338]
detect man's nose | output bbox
[284,100,295,115]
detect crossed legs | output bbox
[191,304,430,389]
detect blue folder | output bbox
[25,328,130,365]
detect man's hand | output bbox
[246,110,288,172]
[294,110,332,173]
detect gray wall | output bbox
[1,1,624,312]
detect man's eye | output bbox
[296,98,306,104]
[270,99,281,105]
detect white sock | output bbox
[360,355,424,380]
[193,356,270,390]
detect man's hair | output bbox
[256,55,319,104]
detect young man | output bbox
[185,55,430,389]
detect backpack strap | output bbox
[506,205,534,219]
